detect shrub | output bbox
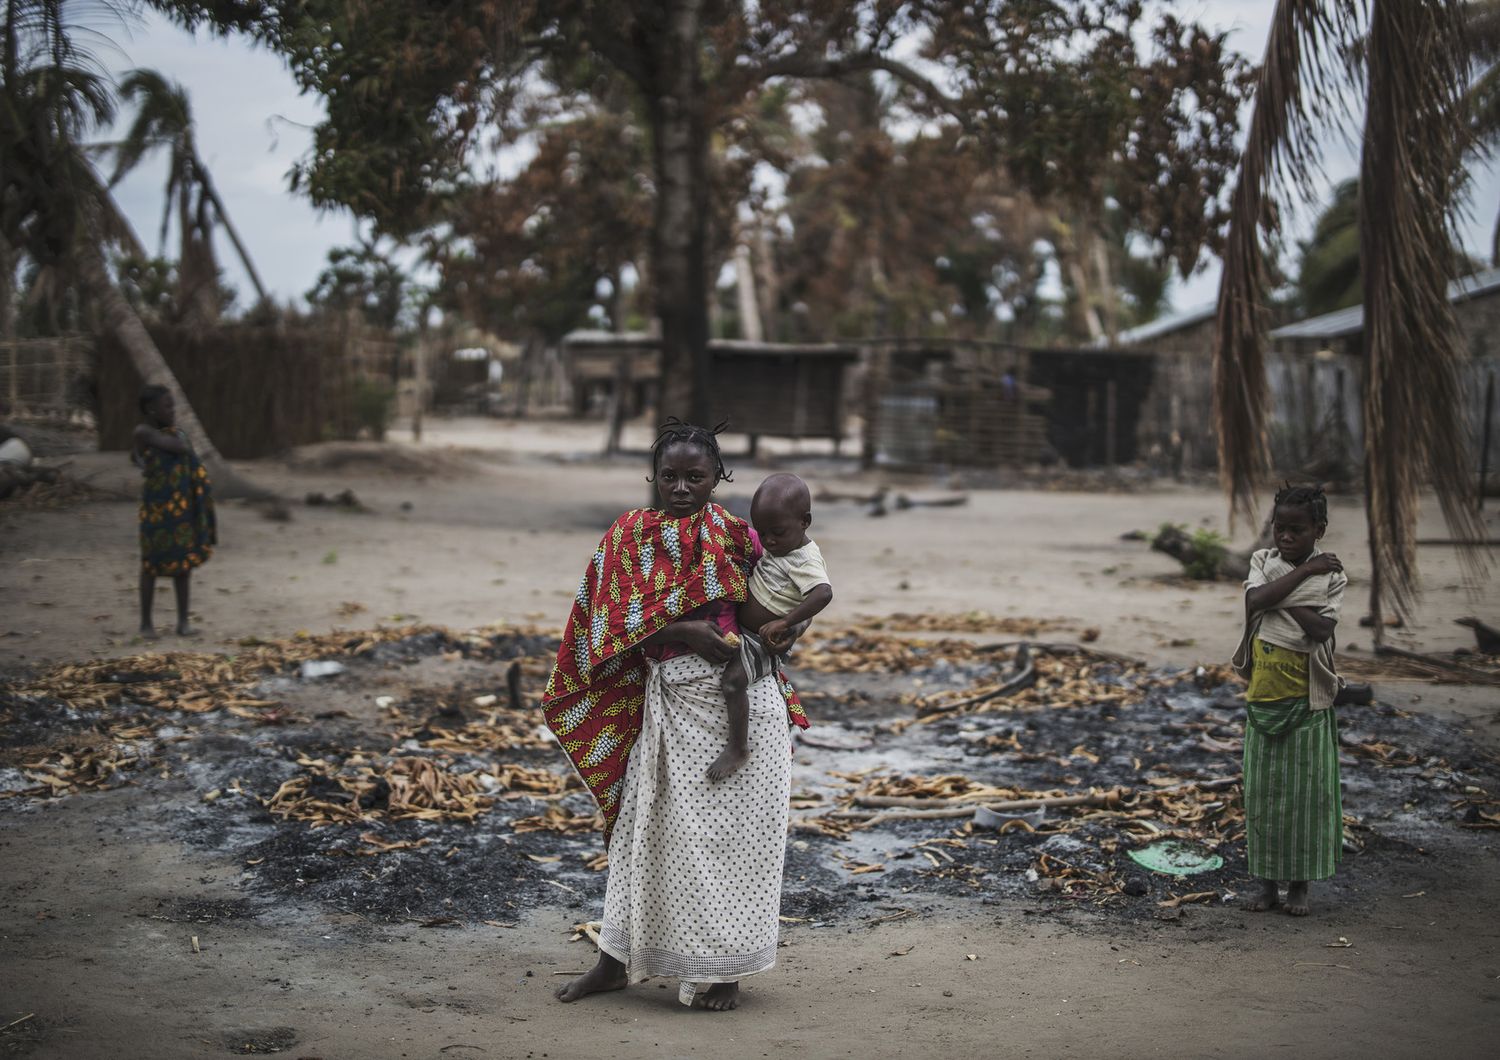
[351,378,395,441]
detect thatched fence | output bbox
[95,321,399,458]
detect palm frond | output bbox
[1465,0,1500,65]
[1359,0,1487,619]
[1213,0,1363,522]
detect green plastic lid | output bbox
[1127,840,1224,876]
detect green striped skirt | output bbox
[1242,698,1342,881]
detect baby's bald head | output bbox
[750,474,812,556]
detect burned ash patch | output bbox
[778,632,1500,920]
[2,623,1497,933]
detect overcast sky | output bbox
[101,3,1500,319]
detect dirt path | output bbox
[3,782,1495,1059]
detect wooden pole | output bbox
[1480,370,1495,510]
[1104,379,1118,467]
[411,335,426,443]
[605,349,628,455]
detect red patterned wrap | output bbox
[541,503,809,838]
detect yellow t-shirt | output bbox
[1245,637,1310,702]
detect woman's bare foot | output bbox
[138,625,159,641]
[554,953,627,1003]
[1245,878,1280,912]
[176,621,197,637]
[1285,881,1310,916]
[701,982,740,1011]
[706,744,749,781]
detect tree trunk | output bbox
[644,0,712,425]
[1090,228,1119,343]
[754,226,780,341]
[198,165,270,306]
[0,232,16,353]
[77,237,264,498]
[733,243,763,342]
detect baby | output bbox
[707,473,833,780]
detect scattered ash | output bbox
[145,896,261,923]
[222,1027,299,1055]
[2,624,1497,933]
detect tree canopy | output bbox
[156,0,1253,416]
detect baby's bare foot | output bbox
[1245,879,1280,912]
[1285,881,1310,916]
[555,955,627,1003]
[706,745,749,782]
[700,982,740,1011]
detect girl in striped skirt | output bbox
[1231,485,1347,916]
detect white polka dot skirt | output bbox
[598,652,793,1003]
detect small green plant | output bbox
[1151,522,1231,581]
[1185,528,1228,581]
[351,377,395,440]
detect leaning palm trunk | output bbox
[197,165,269,306]
[76,235,263,499]
[1359,0,1486,629]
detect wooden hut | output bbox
[558,331,860,450]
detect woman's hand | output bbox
[678,620,736,664]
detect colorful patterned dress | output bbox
[138,428,216,576]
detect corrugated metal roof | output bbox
[1270,266,1500,341]
[1114,303,1216,347]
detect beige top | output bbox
[1231,547,1346,709]
[748,540,830,616]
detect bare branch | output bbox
[745,49,966,123]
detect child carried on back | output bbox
[707,473,833,780]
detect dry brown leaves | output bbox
[0,744,140,799]
[796,631,987,674]
[513,806,601,835]
[384,757,493,822]
[1341,652,1500,687]
[16,626,449,716]
[489,764,580,799]
[847,773,1022,802]
[263,754,573,829]
[860,613,1068,636]
[4,475,128,510]
[915,654,1149,717]
[395,707,553,755]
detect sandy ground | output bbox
[2,417,1499,1058]
[5,416,1498,727]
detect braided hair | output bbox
[1273,482,1328,525]
[648,418,732,484]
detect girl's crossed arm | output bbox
[1246,553,1342,643]
[133,424,189,457]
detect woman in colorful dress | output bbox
[133,384,216,638]
[545,420,808,1012]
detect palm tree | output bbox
[1462,0,1500,261]
[1213,0,1485,639]
[1295,178,1361,316]
[1,0,260,495]
[108,67,269,319]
